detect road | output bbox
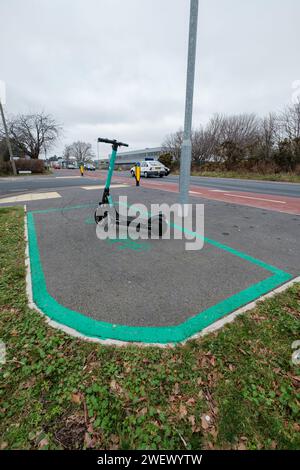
[1,170,300,198]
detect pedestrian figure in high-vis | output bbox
[80,164,84,176]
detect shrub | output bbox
[15,159,45,174]
[0,158,46,175]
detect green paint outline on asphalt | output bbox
[27,207,293,344]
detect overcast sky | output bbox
[1,0,300,158]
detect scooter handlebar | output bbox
[97,138,129,148]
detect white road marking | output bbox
[223,193,286,204]
[56,176,82,179]
[209,189,226,192]
[189,190,203,195]
[0,192,61,204]
[81,184,129,190]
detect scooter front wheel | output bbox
[94,205,108,224]
[147,214,168,237]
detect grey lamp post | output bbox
[179,0,199,204]
[0,100,17,176]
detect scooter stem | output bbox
[105,147,117,192]
[97,138,129,206]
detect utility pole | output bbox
[0,100,17,176]
[179,0,199,204]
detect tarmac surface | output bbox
[1,169,300,198]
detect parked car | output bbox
[84,163,96,171]
[53,163,61,169]
[130,161,168,178]
[163,165,171,176]
[67,163,77,169]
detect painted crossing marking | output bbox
[0,192,61,204]
[224,193,286,204]
[81,184,129,190]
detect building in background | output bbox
[99,147,163,168]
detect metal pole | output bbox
[179,0,199,204]
[0,100,17,175]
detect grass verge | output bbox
[188,171,300,183]
[0,206,299,450]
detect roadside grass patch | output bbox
[0,206,299,450]
[188,170,300,183]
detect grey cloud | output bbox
[1,0,300,156]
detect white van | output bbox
[130,161,167,178]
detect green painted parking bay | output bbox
[27,205,292,344]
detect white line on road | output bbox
[189,190,203,195]
[223,193,286,204]
[209,189,226,192]
[0,192,61,204]
[56,176,82,179]
[81,184,129,190]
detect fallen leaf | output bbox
[186,398,195,405]
[38,438,49,449]
[188,415,195,426]
[71,393,81,404]
[209,356,216,366]
[111,434,119,444]
[110,379,117,390]
[201,414,211,430]
[179,404,187,419]
[209,428,218,439]
[84,432,94,449]
[237,443,247,450]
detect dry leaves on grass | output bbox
[110,379,125,396]
[138,407,148,417]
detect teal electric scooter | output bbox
[94,137,167,236]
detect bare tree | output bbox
[276,99,300,170]
[193,114,227,163]
[259,113,279,161]
[161,130,183,163]
[67,141,95,163]
[161,107,300,172]
[221,113,260,150]
[0,112,61,159]
[192,126,214,164]
[62,144,72,164]
[280,98,300,141]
